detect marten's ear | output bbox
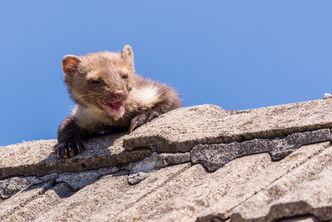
[62,55,81,75]
[121,45,134,64]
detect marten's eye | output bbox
[88,79,102,85]
[120,73,129,79]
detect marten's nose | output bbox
[112,90,125,100]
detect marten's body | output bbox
[55,45,180,158]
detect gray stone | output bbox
[0,167,120,200]
[0,174,60,200]
[0,177,34,199]
[232,164,332,221]
[128,152,190,174]
[56,167,119,190]
[1,99,332,221]
[37,173,58,183]
[124,99,332,152]
[127,172,149,185]
[34,164,190,222]
[0,181,73,222]
[197,142,332,222]
[156,152,191,168]
[0,134,151,179]
[191,129,331,172]
[1,141,332,221]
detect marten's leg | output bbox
[55,115,85,159]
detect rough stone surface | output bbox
[0,181,73,222]
[197,142,332,222]
[55,167,120,190]
[128,172,149,185]
[1,142,332,221]
[35,164,190,222]
[0,167,120,201]
[0,135,150,179]
[191,129,331,171]
[124,99,332,152]
[0,177,35,199]
[1,99,332,221]
[127,152,190,174]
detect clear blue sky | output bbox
[1,1,332,146]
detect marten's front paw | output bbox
[54,138,85,159]
[129,110,160,132]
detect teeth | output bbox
[100,100,125,120]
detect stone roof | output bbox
[1,99,332,222]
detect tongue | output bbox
[109,101,123,111]
[102,101,125,120]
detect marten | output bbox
[55,45,180,159]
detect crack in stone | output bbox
[123,164,191,212]
[191,129,331,172]
[55,167,119,191]
[0,181,55,221]
[127,152,190,174]
[195,139,332,222]
[0,174,58,200]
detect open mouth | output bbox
[100,100,125,120]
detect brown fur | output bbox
[55,45,180,158]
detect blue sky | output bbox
[1,1,332,145]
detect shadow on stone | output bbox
[17,166,123,199]
[0,133,151,180]
[35,133,120,176]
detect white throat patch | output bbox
[128,85,160,109]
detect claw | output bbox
[129,113,147,132]
[55,143,66,159]
[75,138,86,153]
[129,110,161,132]
[55,137,85,159]
[147,111,160,122]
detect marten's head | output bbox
[62,45,135,120]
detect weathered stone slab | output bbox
[115,155,271,222]
[191,129,331,171]
[0,177,37,199]
[2,98,332,222]
[196,143,332,222]
[0,167,120,202]
[127,152,190,174]
[32,164,190,222]
[0,181,74,222]
[226,156,332,222]
[114,143,331,222]
[0,180,56,221]
[124,99,332,152]
[55,167,120,190]
[0,134,151,179]
[1,142,331,221]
